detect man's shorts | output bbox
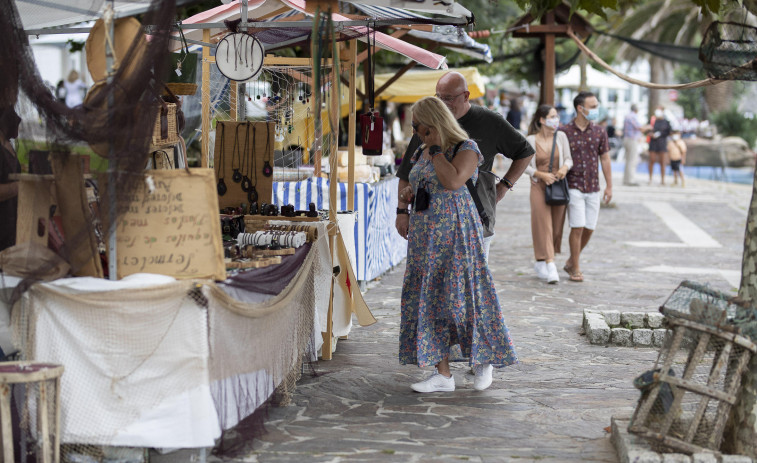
[568,189,600,230]
[670,159,681,172]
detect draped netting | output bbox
[0,0,175,280]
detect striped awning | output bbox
[351,4,491,63]
[179,0,449,69]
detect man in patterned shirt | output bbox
[560,91,612,282]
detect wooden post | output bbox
[347,40,357,211]
[542,11,556,106]
[230,81,238,121]
[201,29,211,168]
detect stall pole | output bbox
[347,40,356,211]
[201,29,211,168]
[106,2,118,280]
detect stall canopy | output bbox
[179,0,458,69]
[356,67,485,103]
[350,4,491,63]
[555,64,628,90]
[16,0,195,31]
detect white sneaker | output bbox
[473,364,493,391]
[411,372,455,393]
[534,261,548,280]
[546,262,559,284]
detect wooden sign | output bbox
[213,121,274,209]
[105,168,226,280]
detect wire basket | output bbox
[629,282,757,455]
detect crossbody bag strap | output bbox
[548,132,558,173]
[455,140,490,229]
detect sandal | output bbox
[563,263,574,276]
[569,272,584,282]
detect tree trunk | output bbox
[722,166,757,457]
[648,57,663,116]
[579,53,587,91]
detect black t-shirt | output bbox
[0,143,20,252]
[397,104,533,181]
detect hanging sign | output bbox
[216,32,265,82]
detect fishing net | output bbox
[700,21,757,81]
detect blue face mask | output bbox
[584,107,600,121]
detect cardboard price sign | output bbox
[104,168,226,280]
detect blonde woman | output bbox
[398,96,517,393]
[524,105,573,283]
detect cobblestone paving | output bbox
[227,174,753,463]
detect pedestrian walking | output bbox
[395,72,534,261]
[63,70,87,108]
[560,91,612,282]
[622,104,644,186]
[397,96,518,393]
[524,105,572,284]
[667,129,687,187]
[647,106,671,185]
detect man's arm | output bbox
[495,154,533,202]
[0,182,17,203]
[600,151,612,204]
[395,135,421,239]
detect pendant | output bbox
[262,161,273,177]
[241,176,252,192]
[248,187,258,203]
[217,179,227,196]
[232,168,242,183]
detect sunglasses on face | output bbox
[411,121,420,132]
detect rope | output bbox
[566,29,726,90]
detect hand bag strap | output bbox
[547,132,558,173]
[453,141,490,229]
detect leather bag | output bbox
[545,133,570,206]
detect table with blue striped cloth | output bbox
[272,177,407,281]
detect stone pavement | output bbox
[225,171,753,463]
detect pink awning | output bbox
[179,0,447,69]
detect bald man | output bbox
[395,72,534,260]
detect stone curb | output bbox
[611,415,754,463]
[583,310,668,347]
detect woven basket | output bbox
[165,82,198,96]
[150,103,179,149]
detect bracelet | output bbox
[397,208,409,215]
[500,177,514,189]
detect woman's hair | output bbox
[527,104,554,135]
[67,70,79,83]
[411,96,468,151]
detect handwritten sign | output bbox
[105,169,226,280]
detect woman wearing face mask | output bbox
[524,105,573,283]
[647,106,672,185]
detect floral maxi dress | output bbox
[399,139,518,368]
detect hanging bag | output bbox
[165,23,198,96]
[544,134,570,206]
[360,26,383,156]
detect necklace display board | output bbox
[214,121,275,209]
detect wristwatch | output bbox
[397,208,409,215]
[428,145,442,157]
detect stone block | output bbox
[662,454,691,462]
[602,310,621,327]
[611,328,633,347]
[691,454,719,463]
[583,309,601,332]
[586,315,611,345]
[653,329,668,347]
[633,329,654,347]
[646,313,665,329]
[621,312,646,329]
[721,456,753,463]
[627,450,662,463]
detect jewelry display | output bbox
[216,123,227,196]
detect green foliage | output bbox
[674,65,707,119]
[513,0,719,20]
[66,39,85,53]
[711,106,757,148]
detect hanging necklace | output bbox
[231,122,243,183]
[241,122,253,193]
[262,120,273,177]
[247,123,259,203]
[216,123,227,196]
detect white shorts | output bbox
[567,189,600,230]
